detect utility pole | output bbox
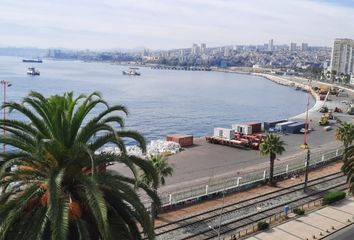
[217,183,227,239]
[1,80,11,155]
[303,79,311,192]
[304,148,311,192]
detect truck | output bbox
[319,115,329,126]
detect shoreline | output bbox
[253,73,320,120]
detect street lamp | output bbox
[1,80,12,155]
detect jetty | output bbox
[151,65,211,71]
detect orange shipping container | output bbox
[166,134,193,147]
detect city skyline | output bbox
[0,0,354,50]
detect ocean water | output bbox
[0,56,314,142]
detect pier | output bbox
[151,65,211,71]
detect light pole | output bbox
[216,183,227,239]
[304,148,311,192]
[302,80,311,192]
[1,80,12,155]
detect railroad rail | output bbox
[200,183,347,240]
[145,172,346,240]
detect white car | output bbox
[300,128,310,134]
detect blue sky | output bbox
[0,0,353,50]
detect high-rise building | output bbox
[268,39,274,51]
[330,38,354,75]
[301,43,308,52]
[290,43,297,52]
[200,43,206,54]
[224,47,230,57]
[191,43,200,55]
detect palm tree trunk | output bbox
[151,188,158,227]
[269,153,276,186]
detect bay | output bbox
[0,56,314,142]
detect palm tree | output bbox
[142,154,174,187]
[341,146,354,194]
[141,154,173,221]
[259,134,285,186]
[0,91,160,240]
[336,122,354,151]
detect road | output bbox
[322,223,354,240]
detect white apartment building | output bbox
[200,43,206,54]
[290,42,297,52]
[191,43,200,55]
[268,39,274,51]
[224,47,230,57]
[330,38,354,75]
[301,43,308,52]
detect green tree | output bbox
[341,146,354,194]
[0,91,159,240]
[141,154,173,222]
[336,122,354,151]
[142,154,174,187]
[259,134,285,186]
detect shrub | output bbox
[323,191,346,204]
[293,208,305,215]
[257,221,269,230]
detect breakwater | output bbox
[151,65,211,71]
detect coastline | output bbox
[253,73,321,120]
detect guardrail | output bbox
[154,147,344,209]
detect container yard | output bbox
[206,118,308,150]
[206,122,266,150]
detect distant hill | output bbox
[0,47,48,57]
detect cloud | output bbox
[0,0,353,49]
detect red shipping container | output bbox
[166,134,193,147]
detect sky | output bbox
[0,0,353,50]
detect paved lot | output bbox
[246,198,354,240]
[109,76,354,193]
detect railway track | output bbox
[149,172,346,240]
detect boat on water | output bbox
[27,67,40,76]
[22,58,43,63]
[122,67,141,76]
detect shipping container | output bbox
[213,128,235,139]
[274,121,295,131]
[231,124,252,134]
[264,120,287,131]
[284,122,305,134]
[240,122,262,133]
[166,134,193,147]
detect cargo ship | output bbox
[22,58,43,63]
[122,67,141,76]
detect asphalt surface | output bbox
[109,75,354,193]
[323,224,354,240]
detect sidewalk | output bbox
[246,197,354,240]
